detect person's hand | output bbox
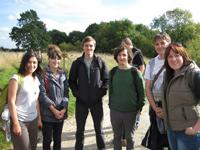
[38,117,42,129]
[155,107,164,119]
[60,109,66,118]
[13,122,21,136]
[185,127,197,136]
[53,109,63,119]
[186,119,200,136]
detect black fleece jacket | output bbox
[69,54,109,106]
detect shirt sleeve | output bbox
[11,74,19,82]
[144,63,151,80]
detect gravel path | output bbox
[37,97,150,150]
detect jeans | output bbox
[75,101,105,150]
[167,130,200,150]
[42,121,64,150]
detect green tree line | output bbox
[6,8,200,65]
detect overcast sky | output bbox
[0,0,200,48]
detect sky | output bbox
[0,0,200,48]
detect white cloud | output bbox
[0,27,16,48]
[13,0,200,33]
[43,18,89,34]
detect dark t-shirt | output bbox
[132,47,145,69]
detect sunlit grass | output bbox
[0,52,22,71]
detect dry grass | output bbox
[0,51,116,73]
[0,52,22,71]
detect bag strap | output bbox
[17,74,23,91]
[151,65,165,91]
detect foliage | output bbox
[186,38,200,66]
[58,42,82,52]
[84,23,100,38]
[0,131,11,150]
[93,19,137,53]
[81,19,156,57]
[150,8,197,45]
[0,67,18,150]
[9,9,50,51]
[151,8,193,32]
[133,24,156,57]
[48,29,68,45]
[68,31,84,44]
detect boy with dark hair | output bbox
[69,36,109,150]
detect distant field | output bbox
[0,51,116,72]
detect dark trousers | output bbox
[75,101,105,150]
[42,121,64,150]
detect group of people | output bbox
[5,33,200,150]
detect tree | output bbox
[94,19,137,53]
[84,23,99,38]
[9,9,50,51]
[151,8,193,32]
[151,8,194,44]
[68,31,84,44]
[48,29,68,45]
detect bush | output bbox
[59,42,81,52]
[186,38,200,66]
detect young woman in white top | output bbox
[7,50,42,150]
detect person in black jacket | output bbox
[69,36,109,150]
[121,37,145,74]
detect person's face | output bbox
[25,56,38,74]
[48,56,61,70]
[154,39,170,56]
[117,49,129,66]
[125,43,133,51]
[83,41,95,58]
[167,50,184,71]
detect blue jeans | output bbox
[167,130,200,150]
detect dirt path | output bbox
[37,97,150,150]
